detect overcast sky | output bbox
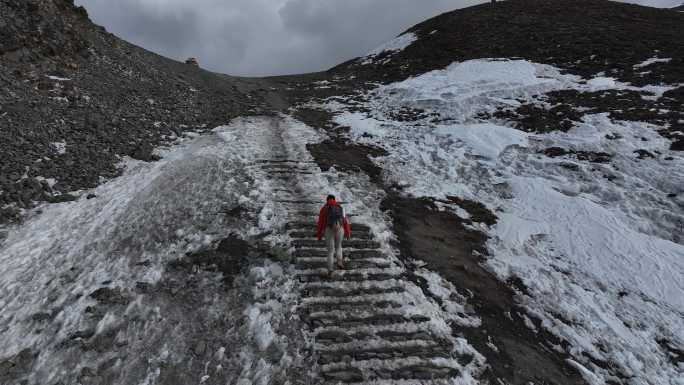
[75,0,682,77]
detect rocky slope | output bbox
[0,0,268,224]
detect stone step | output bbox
[292,239,381,249]
[296,257,390,270]
[302,277,402,288]
[259,163,314,169]
[313,321,437,342]
[268,174,293,179]
[291,211,361,218]
[304,311,432,329]
[274,199,350,205]
[320,357,462,383]
[302,299,403,315]
[323,379,454,385]
[302,284,405,299]
[286,222,371,233]
[297,266,398,275]
[317,339,453,365]
[256,159,317,164]
[296,248,383,259]
[269,175,315,181]
[290,236,373,244]
[315,327,440,345]
[274,188,298,193]
[289,230,372,240]
[259,164,315,169]
[303,291,407,305]
[298,271,400,284]
[267,170,315,175]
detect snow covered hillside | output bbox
[318,57,684,385]
[2,0,683,384]
[0,126,314,384]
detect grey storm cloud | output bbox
[75,0,682,77]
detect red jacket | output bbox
[317,200,352,240]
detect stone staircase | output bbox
[254,156,477,384]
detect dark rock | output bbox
[69,329,95,340]
[46,193,78,203]
[31,313,52,322]
[634,149,655,159]
[169,234,251,285]
[541,147,612,163]
[307,139,387,184]
[135,282,152,293]
[89,287,129,306]
[129,143,160,162]
[0,349,36,384]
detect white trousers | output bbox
[325,226,344,270]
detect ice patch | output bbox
[435,123,529,160]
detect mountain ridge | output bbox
[333,0,684,86]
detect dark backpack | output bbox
[326,204,344,228]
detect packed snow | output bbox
[362,32,418,65]
[325,58,684,385]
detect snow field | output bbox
[325,58,684,384]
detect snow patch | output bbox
[47,75,71,81]
[50,141,67,155]
[325,58,684,384]
[634,57,672,68]
[435,123,529,161]
[362,32,418,65]
[34,176,58,188]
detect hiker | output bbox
[316,194,352,274]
